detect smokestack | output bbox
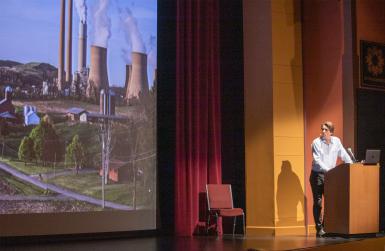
[124,64,132,91]
[65,0,73,84]
[87,45,109,100]
[58,0,66,92]
[78,21,87,72]
[125,52,149,102]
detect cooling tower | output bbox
[78,21,87,72]
[65,0,73,84]
[87,45,109,100]
[125,52,149,102]
[152,68,157,88]
[124,64,132,91]
[58,0,66,91]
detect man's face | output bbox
[321,126,331,140]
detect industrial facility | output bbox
[55,0,154,105]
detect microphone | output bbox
[347,147,357,162]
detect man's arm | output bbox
[338,142,353,164]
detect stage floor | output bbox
[2,234,385,251]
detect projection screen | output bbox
[0,0,157,236]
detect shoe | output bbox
[316,228,326,238]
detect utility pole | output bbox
[101,122,106,208]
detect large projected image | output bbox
[0,0,157,214]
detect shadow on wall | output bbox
[276,160,304,225]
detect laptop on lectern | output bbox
[364,149,381,165]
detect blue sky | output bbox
[0,0,157,87]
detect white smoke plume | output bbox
[118,6,132,64]
[74,0,87,22]
[93,0,111,48]
[147,35,157,68]
[121,48,132,64]
[120,7,146,57]
[147,35,157,84]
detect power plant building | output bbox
[56,0,153,106]
[24,106,40,126]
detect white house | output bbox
[24,105,40,126]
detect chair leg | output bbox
[207,213,211,235]
[215,213,219,235]
[233,216,237,236]
[242,213,246,236]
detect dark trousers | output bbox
[310,170,325,231]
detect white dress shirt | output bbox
[311,136,353,173]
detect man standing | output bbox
[310,121,353,237]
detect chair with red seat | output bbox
[206,184,245,236]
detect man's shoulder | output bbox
[312,137,322,147]
[312,137,322,144]
[331,136,342,144]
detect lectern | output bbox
[324,163,379,234]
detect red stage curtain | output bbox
[175,0,222,236]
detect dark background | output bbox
[357,88,385,231]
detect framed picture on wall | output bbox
[360,40,385,90]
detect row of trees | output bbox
[18,119,60,166]
[18,118,86,172]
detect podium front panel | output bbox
[324,164,349,234]
[349,164,379,234]
[324,163,379,234]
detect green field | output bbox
[1,158,67,175]
[47,172,151,207]
[2,157,153,208]
[0,169,47,196]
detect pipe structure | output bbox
[100,89,116,115]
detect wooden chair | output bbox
[206,184,245,236]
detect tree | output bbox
[42,114,54,125]
[0,119,9,137]
[29,120,60,166]
[100,120,114,184]
[18,136,35,165]
[66,134,86,174]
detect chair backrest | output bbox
[206,184,234,210]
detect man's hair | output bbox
[322,121,334,134]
